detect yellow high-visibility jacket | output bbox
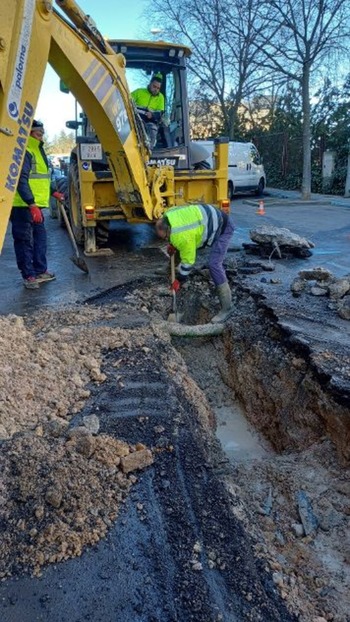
[131,87,165,112]
[166,204,225,277]
[14,136,51,208]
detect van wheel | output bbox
[255,178,265,196]
[228,180,234,200]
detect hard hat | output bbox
[31,119,44,129]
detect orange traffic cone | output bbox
[256,200,265,215]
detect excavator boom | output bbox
[0,0,160,253]
[0,0,229,255]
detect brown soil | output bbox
[0,275,349,621]
[0,310,154,578]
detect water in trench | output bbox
[214,403,272,462]
[175,332,273,464]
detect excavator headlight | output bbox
[84,205,95,220]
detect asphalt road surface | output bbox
[0,189,349,318]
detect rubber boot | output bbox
[211,282,233,323]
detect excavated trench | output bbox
[0,274,349,622]
[173,280,350,622]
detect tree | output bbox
[254,0,350,199]
[46,130,75,155]
[312,75,350,194]
[247,84,303,189]
[145,0,271,138]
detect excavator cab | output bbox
[61,38,228,254]
[67,40,206,172]
[110,41,194,170]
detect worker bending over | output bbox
[155,204,235,323]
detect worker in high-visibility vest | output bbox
[10,119,64,289]
[155,204,235,323]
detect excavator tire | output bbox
[193,160,212,170]
[67,161,108,251]
[96,221,109,247]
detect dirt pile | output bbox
[0,431,153,578]
[0,309,154,577]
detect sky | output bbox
[35,0,152,140]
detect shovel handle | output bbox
[58,201,80,257]
[170,254,178,317]
[170,253,176,283]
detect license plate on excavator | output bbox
[80,143,103,160]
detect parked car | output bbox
[195,140,266,198]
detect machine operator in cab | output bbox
[131,73,165,148]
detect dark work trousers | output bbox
[10,207,47,279]
[208,218,235,286]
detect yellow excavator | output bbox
[0,0,229,255]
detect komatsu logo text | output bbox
[5,102,34,192]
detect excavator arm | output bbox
[0,0,167,252]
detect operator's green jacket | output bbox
[165,204,227,278]
[14,136,51,208]
[131,87,165,112]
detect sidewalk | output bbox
[265,187,350,207]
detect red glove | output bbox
[171,279,180,292]
[52,191,65,202]
[167,244,176,256]
[29,205,43,224]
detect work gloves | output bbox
[52,191,65,203]
[167,244,176,256]
[29,205,43,224]
[171,279,180,292]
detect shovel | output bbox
[57,201,89,274]
[168,253,178,322]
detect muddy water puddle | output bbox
[214,403,273,461]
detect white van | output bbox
[194,140,266,198]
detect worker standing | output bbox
[10,119,63,289]
[131,73,165,148]
[155,204,235,323]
